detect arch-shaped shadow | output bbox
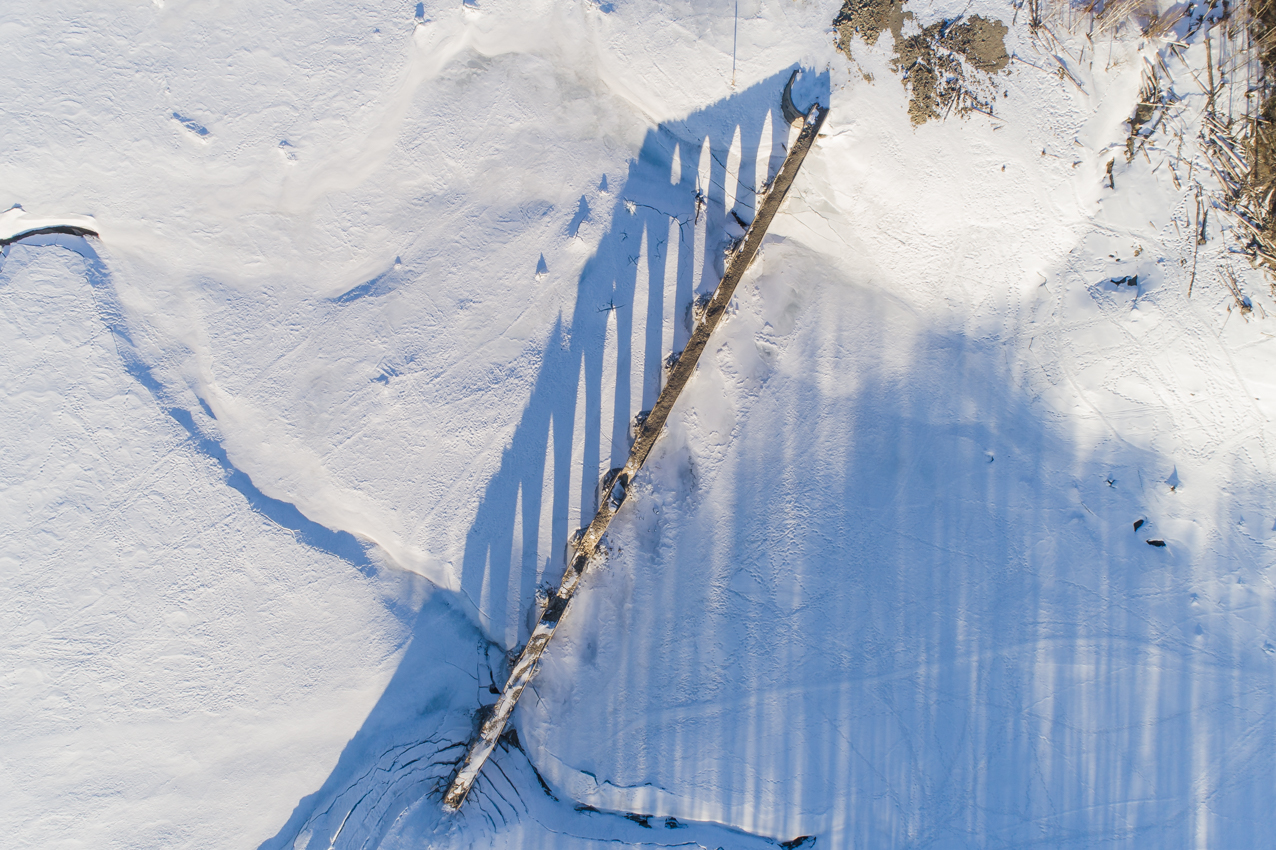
[455,67,829,649]
[261,67,831,849]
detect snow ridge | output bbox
[8,233,379,575]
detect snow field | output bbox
[526,11,1276,847]
[5,0,1276,847]
[0,241,419,849]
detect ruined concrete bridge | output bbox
[443,89,829,810]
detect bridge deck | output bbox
[443,98,830,811]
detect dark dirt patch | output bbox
[834,0,1010,125]
[944,16,1010,73]
[834,0,908,46]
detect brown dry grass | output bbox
[1067,0,1276,272]
[1198,0,1276,270]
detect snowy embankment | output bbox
[4,0,1276,848]
[0,207,97,244]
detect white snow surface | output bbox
[5,0,1276,847]
[0,208,97,242]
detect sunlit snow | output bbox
[5,1,1276,848]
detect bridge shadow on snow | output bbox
[515,226,1276,846]
[18,57,1276,850]
[261,67,831,849]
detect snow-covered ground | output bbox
[5,0,1276,847]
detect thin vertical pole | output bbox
[732,2,738,87]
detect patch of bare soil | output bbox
[834,0,908,46]
[945,16,1011,73]
[835,0,1009,125]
